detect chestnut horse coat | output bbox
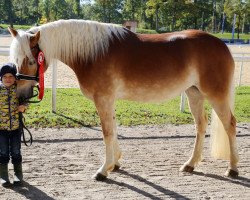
[8,20,239,180]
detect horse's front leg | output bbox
[92,96,119,181]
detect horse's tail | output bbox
[210,78,235,160]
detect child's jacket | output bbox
[0,83,19,131]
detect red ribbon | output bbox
[37,51,45,100]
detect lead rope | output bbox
[19,112,33,146]
[18,86,41,147]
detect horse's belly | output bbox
[116,74,196,103]
[120,87,183,103]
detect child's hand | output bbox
[18,105,27,113]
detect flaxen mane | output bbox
[10,20,127,66]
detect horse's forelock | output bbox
[10,31,34,67]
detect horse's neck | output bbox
[39,21,127,67]
[40,27,68,64]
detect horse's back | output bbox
[108,30,234,102]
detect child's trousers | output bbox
[0,129,22,164]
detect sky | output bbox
[81,0,94,5]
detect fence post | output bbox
[52,60,57,113]
[238,53,244,86]
[180,93,186,112]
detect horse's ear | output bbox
[8,27,18,37]
[30,31,40,46]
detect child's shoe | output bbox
[0,164,11,187]
[13,163,23,186]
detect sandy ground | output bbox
[0,124,249,199]
[0,35,250,199]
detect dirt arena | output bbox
[0,35,250,199]
[0,124,249,200]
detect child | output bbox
[0,63,26,187]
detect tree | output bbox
[66,0,82,18]
[123,0,149,28]
[40,0,52,22]
[146,0,194,31]
[91,0,123,23]
[123,0,143,21]
[50,0,69,20]
[0,0,5,24]
[81,2,95,19]
[40,0,77,22]
[9,0,41,25]
[1,0,249,34]
[184,0,214,31]
[146,0,161,30]
[224,0,250,39]
[28,0,41,24]
[3,0,15,27]
[74,0,81,18]
[162,0,187,31]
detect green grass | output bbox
[234,87,250,122]
[213,32,250,40]
[23,87,250,128]
[0,24,32,30]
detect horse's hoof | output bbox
[92,173,107,181]
[113,165,120,171]
[180,165,194,173]
[225,169,239,178]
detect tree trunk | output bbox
[5,0,13,27]
[242,14,245,34]
[172,3,176,31]
[212,0,216,33]
[75,0,81,18]
[237,15,241,39]
[155,5,159,31]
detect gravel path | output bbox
[0,123,249,199]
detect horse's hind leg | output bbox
[180,86,208,172]
[209,99,239,177]
[92,96,121,180]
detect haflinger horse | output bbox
[9,19,239,181]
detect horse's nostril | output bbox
[29,61,34,65]
[29,59,36,65]
[16,85,34,99]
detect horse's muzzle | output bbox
[17,86,34,100]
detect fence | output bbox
[0,45,9,56]
[1,45,250,112]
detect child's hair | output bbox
[0,63,17,80]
